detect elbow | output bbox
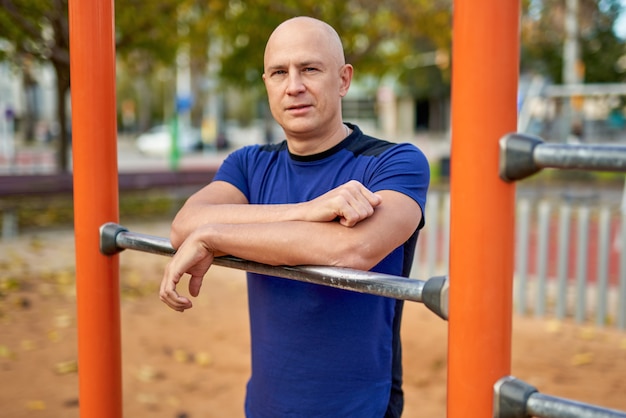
[331,241,382,271]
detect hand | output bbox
[301,180,382,227]
[159,232,215,312]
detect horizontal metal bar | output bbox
[543,83,626,97]
[494,376,626,418]
[499,133,626,182]
[534,143,626,172]
[99,222,448,319]
[527,393,626,418]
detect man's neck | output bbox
[285,123,351,156]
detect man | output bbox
[160,16,429,417]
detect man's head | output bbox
[262,17,353,152]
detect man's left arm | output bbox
[159,190,421,311]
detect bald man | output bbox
[160,16,430,417]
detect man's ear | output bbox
[339,64,353,97]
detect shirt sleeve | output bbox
[212,147,253,200]
[366,143,430,229]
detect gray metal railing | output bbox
[416,190,626,330]
[491,132,626,418]
[99,222,449,320]
[494,376,626,418]
[499,133,626,182]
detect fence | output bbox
[414,188,626,330]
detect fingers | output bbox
[336,181,382,227]
[159,263,193,312]
[303,181,382,225]
[188,274,204,297]
[159,235,215,312]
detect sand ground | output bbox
[1,221,625,417]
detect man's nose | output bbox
[286,71,305,95]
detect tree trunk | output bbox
[53,61,71,172]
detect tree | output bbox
[206,0,452,91]
[521,0,626,83]
[0,0,189,172]
[0,0,71,171]
[0,0,455,171]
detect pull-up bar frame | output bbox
[99,222,450,320]
[499,133,626,182]
[494,376,626,418]
[70,1,520,417]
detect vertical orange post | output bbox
[69,1,121,417]
[448,1,520,417]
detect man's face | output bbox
[262,23,351,138]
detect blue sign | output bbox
[176,95,193,112]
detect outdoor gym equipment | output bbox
[494,376,626,418]
[500,133,626,182]
[99,222,449,319]
[69,0,626,417]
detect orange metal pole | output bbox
[448,1,520,417]
[68,1,121,417]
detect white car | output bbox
[135,125,202,156]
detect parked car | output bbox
[135,125,203,156]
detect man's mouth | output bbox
[287,104,311,110]
[285,104,312,116]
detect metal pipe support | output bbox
[99,222,449,320]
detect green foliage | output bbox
[0,0,66,62]
[3,0,623,147]
[520,0,626,83]
[207,0,452,92]
[115,0,185,69]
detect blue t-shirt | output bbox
[213,124,429,418]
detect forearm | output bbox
[195,220,382,270]
[160,190,422,312]
[171,179,384,249]
[171,202,308,248]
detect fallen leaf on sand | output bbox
[54,360,78,375]
[26,400,46,410]
[571,352,594,366]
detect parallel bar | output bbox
[500,133,626,182]
[494,376,626,418]
[527,393,626,418]
[535,144,626,172]
[544,83,626,97]
[99,223,449,320]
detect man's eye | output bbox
[303,67,318,72]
